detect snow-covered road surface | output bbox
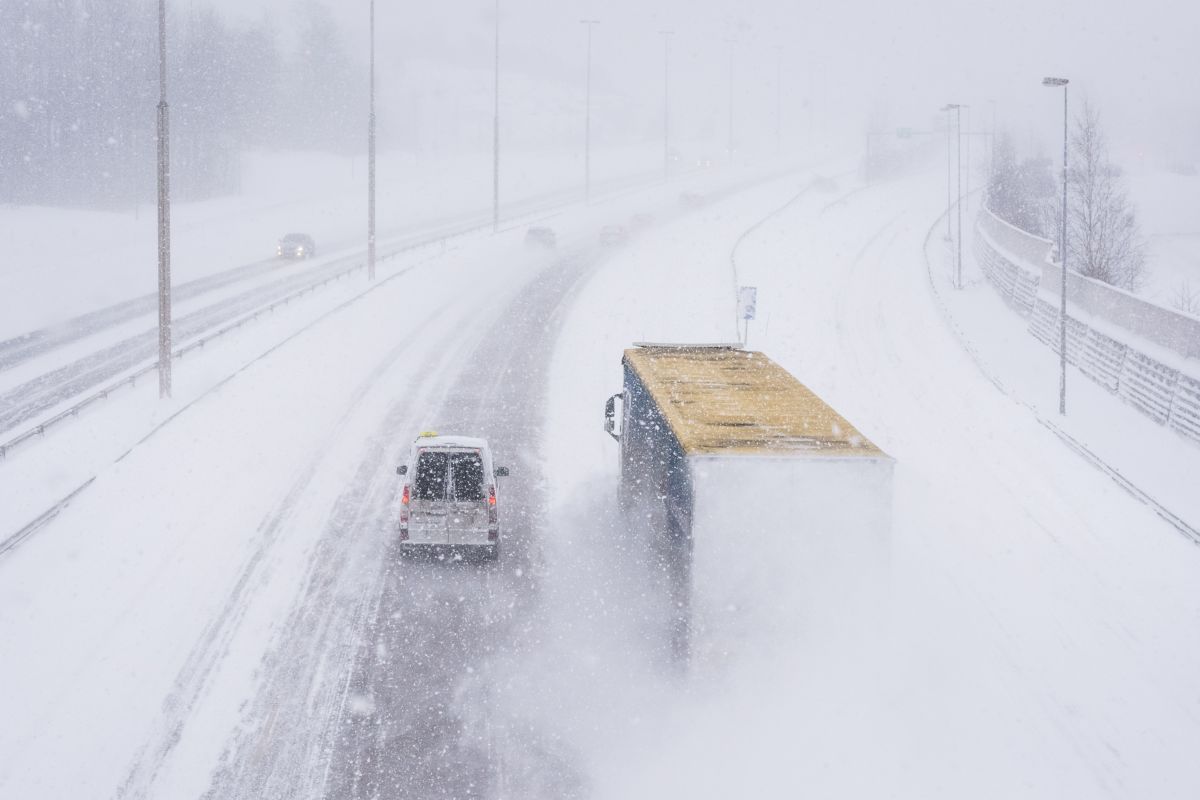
[1,160,1197,799]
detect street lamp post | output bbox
[367,0,376,280]
[492,0,500,232]
[156,0,172,398]
[659,30,673,180]
[941,103,962,286]
[581,20,600,203]
[964,104,971,213]
[941,104,955,241]
[1044,76,1070,415]
[955,103,962,288]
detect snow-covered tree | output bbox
[987,130,1055,237]
[1050,100,1147,291]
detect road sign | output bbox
[738,286,757,321]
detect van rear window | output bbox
[449,453,485,501]
[414,451,449,500]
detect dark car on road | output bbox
[524,226,558,248]
[599,225,630,247]
[277,233,316,259]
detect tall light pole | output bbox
[724,38,736,164]
[963,104,972,213]
[940,104,957,242]
[492,0,500,232]
[367,0,376,280]
[581,19,600,203]
[156,0,172,398]
[1044,76,1070,415]
[659,30,673,180]
[941,103,963,288]
[955,103,962,289]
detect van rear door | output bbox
[409,449,450,544]
[447,451,490,545]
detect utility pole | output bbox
[581,20,599,203]
[659,30,673,180]
[156,0,172,398]
[1043,76,1070,415]
[367,0,376,280]
[492,0,500,232]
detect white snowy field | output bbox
[0,158,1197,798]
[1126,167,1200,308]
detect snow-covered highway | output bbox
[1,162,1198,799]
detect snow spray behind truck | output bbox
[604,343,893,662]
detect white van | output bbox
[396,434,509,561]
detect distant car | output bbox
[629,213,654,232]
[679,191,705,209]
[277,233,316,259]
[524,226,557,248]
[599,225,630,247]
[396,433,509,562]
[695,157,714,169]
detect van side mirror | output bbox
[494,466,509,477]
[604,392,624,441]
[396,465,408,475]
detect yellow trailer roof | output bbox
[624,345,886,457]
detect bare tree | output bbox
[1049,100,1147,292]
[1173,280,1200,317]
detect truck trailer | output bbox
[604,343,893,662]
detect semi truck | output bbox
[604,343,893,662]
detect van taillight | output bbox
[487,486,498,538]
[398,484,410,538]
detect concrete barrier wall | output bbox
[974,205,1200,445]
[1038,261,1200,361]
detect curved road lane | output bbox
[322,248,599,799]
[200,246,604,799]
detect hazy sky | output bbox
[203,0,1199,159]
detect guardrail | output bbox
[0,204,540,460]
[929,207,1199,545]
[974,206,1200,447]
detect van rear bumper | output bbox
[398,542,498,562]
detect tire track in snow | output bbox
[111,299,457,799]
[318,249,605,800]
